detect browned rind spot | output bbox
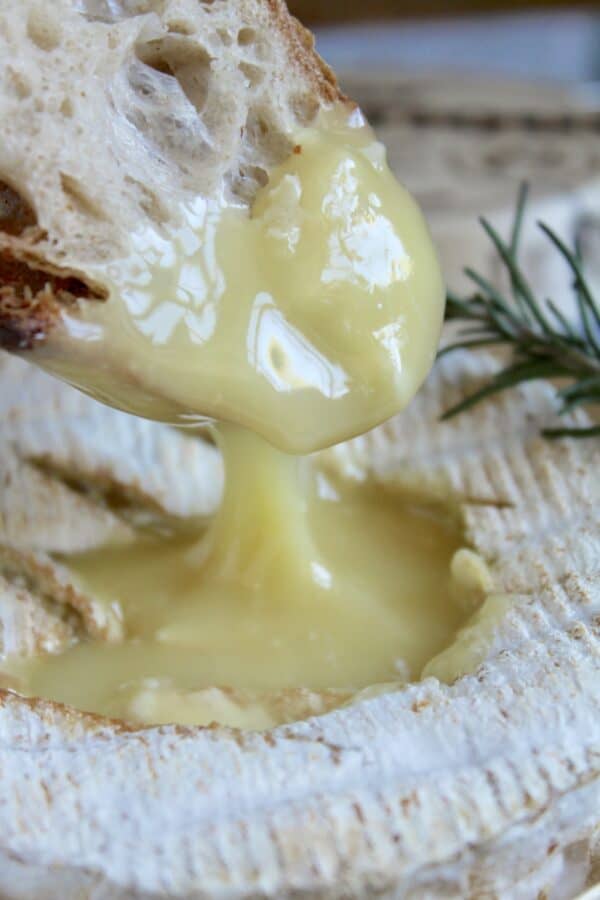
[400,790,419,813]
[293,144,302,154]
[353,802,365,824]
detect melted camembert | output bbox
[10,429,465,725]
[4,107,478,730]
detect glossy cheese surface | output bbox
[40,108,444,454]
[11,429,466,727]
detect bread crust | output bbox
[0,233,106,350]
[264,0,342,104]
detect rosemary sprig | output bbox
[440,184,600,438]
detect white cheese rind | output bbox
[0,350,598,898]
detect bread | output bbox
[0,0,341,348]
[0,348,598,896]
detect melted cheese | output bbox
[10,432,465,726]
[423,593,513,683]
[38,108,444,454]
[4,105,474,730]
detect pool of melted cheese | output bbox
[11,428,466,726]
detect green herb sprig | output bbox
[440,184,600,437]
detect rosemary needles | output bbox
[440,184,600,438]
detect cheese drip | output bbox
[10,425,465,727]
[37,108,445,454]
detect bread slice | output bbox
[0,0,341,348]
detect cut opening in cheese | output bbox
[7,434,473,728]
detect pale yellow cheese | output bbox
[10,436,466,725]
[38,108,445,454]
[423,594,514,683]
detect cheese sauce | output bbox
[11,429,464,725]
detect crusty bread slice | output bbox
[0,0,342,348]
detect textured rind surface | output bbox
[0,350,222,655]
[0,349,598,898]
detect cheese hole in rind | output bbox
[2,466,497,730]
